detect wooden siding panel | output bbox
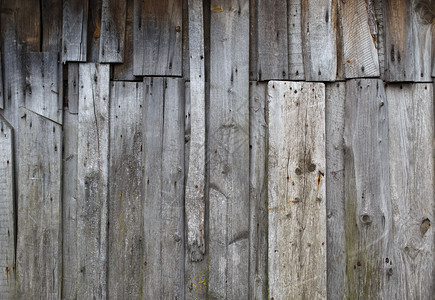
[133,0,183,76]
[77,63,110,299]
[0,116,15,298]
[16,108,62,299]
[62,0,89,62]
[288,0,305,80]
[87,0,103,62]
[67,63,80,114]
[41,0,62,52]
[0,52,3,109]
[99,0,127,63]
[108,82,144,299]
[257,0,288,80]
[268,81,327,299]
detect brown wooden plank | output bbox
[41,0,62,52]
[62,0,89,62]
[99,0,127,62]
[133,0,183,76]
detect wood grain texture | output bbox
[0,51,3,109]
[386,83,434,299]
[209,0,250,298]
[325,82,347,299]
[62,0,89,62]
[249,0,258,80]
[77,63,110,299]
[16,108,62,299]
[185,0,206,262]
[249,81,268,300]
[41,0,62,52]
[341,0,379,78]
[0,116,15,298]
[288,0,305,80]
[99,0,127,62]
[373,0,386,78]
[133,0,183,76]
[257,0,288,80]
[143,77,185,299]
[268,81,326,299]
[67,63,80,114]
[302,0,337,81]
[344,79,391,299]
[62,110,79,300]
[87,0,103,62]
[384,0,432,81]
[24,52,62,124]
[10,0,40,51]
[108,81,144,299]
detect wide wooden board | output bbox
[62,0,89,62]
[99,0,127,62]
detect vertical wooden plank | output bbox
[0,116,15,298]
[373,0,386,78]
[0,51,3,109]
[386,83,434,299]
[62,110,79,300]
[133,0,183,76]
[268,81,326,299]
[107,81,143,299]
[325,82,347,299]
[344,79,391,299]
[24,52,62,124]
[143,77,185,299]
[257,0,288,80]
[67,63,80,114]
[99,0,127,63]
[87,0,103,63]
[301,0,336,81]
[249,81,267,300]
[112,0,137,80]
[12,0,41,51]
[62,0,89,62]
[41,0,62,52]
[341,0,379,78]
[249,0,258,81]
[288,0,305,80]
[77,63,109,299]
[182,0,190,80]
[16,108,62,299]
[209,0,250,298]
[302,0,337,81]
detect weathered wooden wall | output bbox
[0,0,434,299]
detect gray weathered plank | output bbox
[209,0,250,298]
[41,0,62,52]
[107,81,144,299]
[341,0,380,78]
[62,0,89,62]
[133,0,183,76]
[249,0,258,80]
[386,83,434,299]
[257,0,288,80]
[384,0,432,81]
[67,63,80,114]
[288,0,305,80]
[77,63,110,299]
[302,0,337,81]
[24,52,62,124]
[268,81,327,299]
[344,79,391,299]
[249,81,268,300]
[0,116,15,298]
[325,82,347,299]
[373,0,386,78]
[185,0,206,263]
[87,0,103,62]
[99,0,127,63]
[16,107,62,299]
[0,51,3,109]
[62,110,79,300]
[143,77,185,299]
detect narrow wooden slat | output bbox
[62,0,89,62]
[67,63,80,114]
[99,0,127,63]
[302,0,337,81]
[185,0,206,262]
[182,0,190,80]
[41,0,62,52]
[143,77,185,299]
[87,0,103,62]
[24,52,62,124]
[77,63,110,299]
[209,1,250,298]
[257,0,288,80]
[373,0,386,78]
[249,0,258,80]
[133,0,183,76]
[288,0,305,80]
[0,51,3,109]
[386,83,434,299]
[0,116,15,298]
[249,81,268,299]
[344,79,391,299]
[325,82,347,299]
[268,81,326,299]
[16,108,62,299]
[341,0,379,78]
[62,110,79,299]
[108,81,143,299]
